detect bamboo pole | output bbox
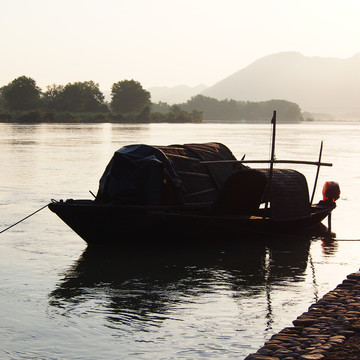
[185,188,216,197]
[177,171,210,178]
[310,140,323,205]
[265,111,277,212]
[200,159,332,167]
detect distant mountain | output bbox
[202,52,360,120]
[148,84,208,104]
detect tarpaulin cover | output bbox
[96,142,243,205]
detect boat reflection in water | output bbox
[320,233,338,256]
[48,232,335,335]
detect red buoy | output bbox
[322,181,340,202]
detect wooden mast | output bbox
[265,110,277,213]
[310,140,323,205]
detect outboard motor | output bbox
[321,181,340,233]
[322,181,341,203]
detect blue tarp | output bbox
[96,144,182,205]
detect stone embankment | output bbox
[245,270,360,360]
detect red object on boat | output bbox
[322,181,340,202]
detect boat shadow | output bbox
[48,230,335,329]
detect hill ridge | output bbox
[202,52,360,119]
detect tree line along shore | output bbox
[0,76,304,123]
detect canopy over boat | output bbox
[96,142,242,205]
[95,142,312,220]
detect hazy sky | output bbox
[1,0,359,92]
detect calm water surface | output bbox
[0,121,360,359]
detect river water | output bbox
[0,121,359,359]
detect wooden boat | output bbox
[49,112,340,246]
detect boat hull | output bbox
[48,200,335,246]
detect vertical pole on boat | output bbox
[265,111,276,213]
[310,140,323,205]
[328,213,332,232]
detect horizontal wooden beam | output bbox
[200,159,333,167]
[177,171,210,178]
[185,188,216,197]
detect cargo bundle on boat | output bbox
[49,112,340,246]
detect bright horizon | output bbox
[1,0,360,92]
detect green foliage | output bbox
[111,79,151,113]
[55,81,108,113]
[1,76,42,111]
[0,75,305,124]
[151,101,171,114]
[180,95,303,122]
[0,112,12,122]
[151,107,202,123]
[42,84,64,111]
[17,110,43,122]
[0,88,6,111]
[109,106,151,123]
[0,110,116,123]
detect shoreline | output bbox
[245,269,360,360]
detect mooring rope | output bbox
[0,202,51,235]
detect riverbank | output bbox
[245,270,360,360]
[0,108,203,123]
